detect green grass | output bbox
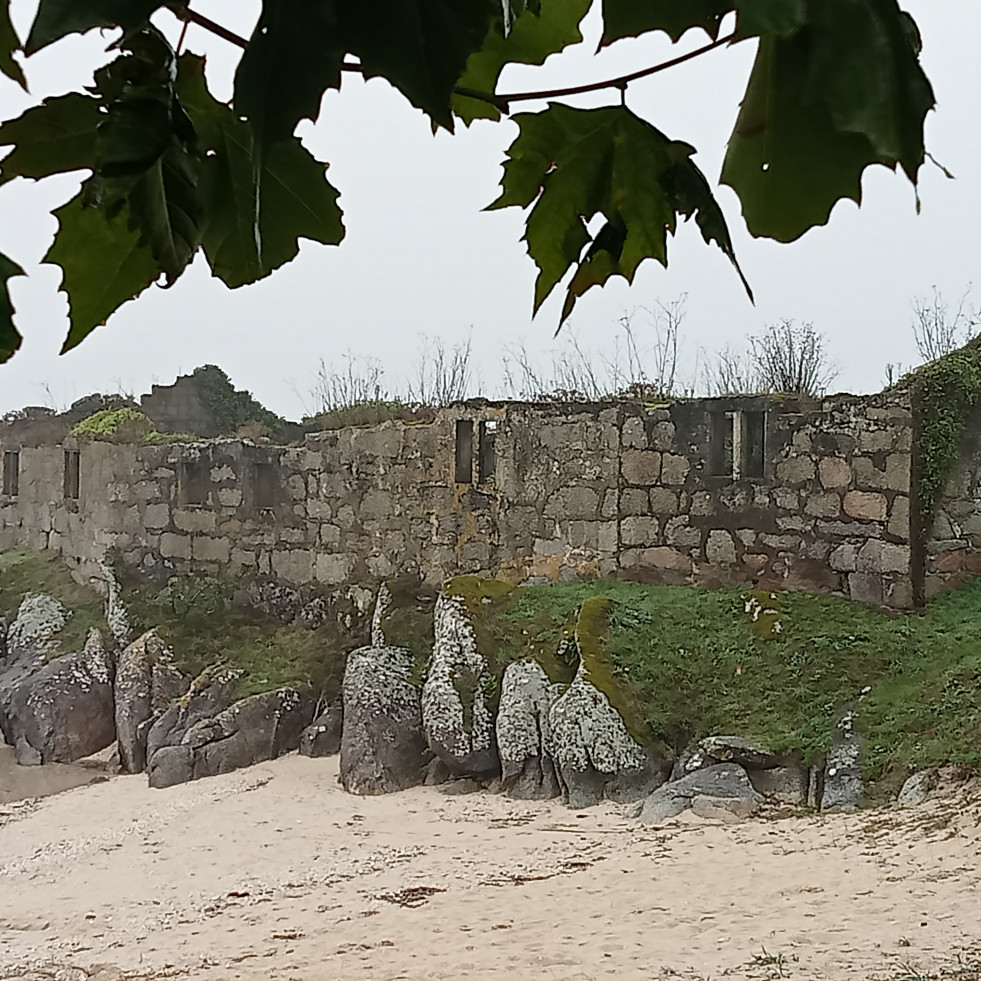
[5,549,981,792]
[479,577,981,791]
[0,550,108,653]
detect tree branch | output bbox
[171,4,736,114]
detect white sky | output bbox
[1,1,979,418]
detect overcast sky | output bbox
[1,1,979,419]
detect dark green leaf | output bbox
[25,0,163,55]
[0,94,101,185]
[44,192,160,352]
[0,249,24,363]
[343,0,494,131]
[453,0,591,125]
[721,2,933,242]
[1,0,26,90]
[601,0,729,45]
[600,0,805,46]
[234,0,345,145]
[489,103,749,323]
[178,54,344,289]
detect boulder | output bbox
[298,703,343,757]
[669,744,720,782]
[421,590,499,778]
[146,674,314,789]
[5,628,116,765]
[747,765,808,804]
[496,660,560,800]
[1,593,70,742]
[700,735,781,770]
[114,630,188,773]
[690,794,761,822]
[897,771,932,807]
[821,702,863,811]
[339,645,430,795]
[631,763,762,824]
[548,664,661,809]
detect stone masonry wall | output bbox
[923,404,981,599]
[0,391,927,608]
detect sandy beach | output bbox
[1,755,979,981]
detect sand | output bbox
[0,756,979,981]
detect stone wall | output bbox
[0,392,930,608]
[922,404,981,599]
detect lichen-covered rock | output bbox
[822,702,863,811]
[5,593,69,660]
[421,590,499,778]
[298,703,343,757]
[340,645,430,795]
[897,770,932,807]
[669,744,721,781]
[146,676,313,789]
[5,628,116,765]
[548,660,660,809]
[114,630,188,773]
[97,555,131,647]
[700,735,780,770]
[1,594,72,746]
[631,763,762,824]
[496,660,560,800]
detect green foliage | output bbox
[177,54,344,290]
[0,94,101,185]
[453,0,591,124]
[0,0,26,89]
[490,104,751,323]
[0,249,23,363]
[0,0,935,356]
[45,192,160,353]
[71,406,154,440]
[24,0,161,54]
[904,342,981,538]
[601,0,805,46]
[188,364,284,436]
[720,1,934,242]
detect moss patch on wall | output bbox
[905,341,981,540]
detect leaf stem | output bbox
[170,4,736,114]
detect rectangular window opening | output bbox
[455,419,474,484]
[478,420,497,484]
[708,412,734,477]
[742,411,767,479]
[64,449,80,500]
[2,450,19,497]
[255,461,277,509]
[179,457,211,506]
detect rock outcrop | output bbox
[0,594,70,738]
[114,630,188,773]
[4,628,116,765]
[822,702,864,811]
[546,598,665,809]
[700,735,781,769]
[496,660,560,800]
[298,703,343,757]
[146,672,313,789]
[421,586,500,778]
[631,763,762,824]
[340,645,429,795]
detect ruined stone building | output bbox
[2,384,980,609]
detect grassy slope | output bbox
[0,550,108,652]
[3,551,980,793]
[481,579,981,792]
